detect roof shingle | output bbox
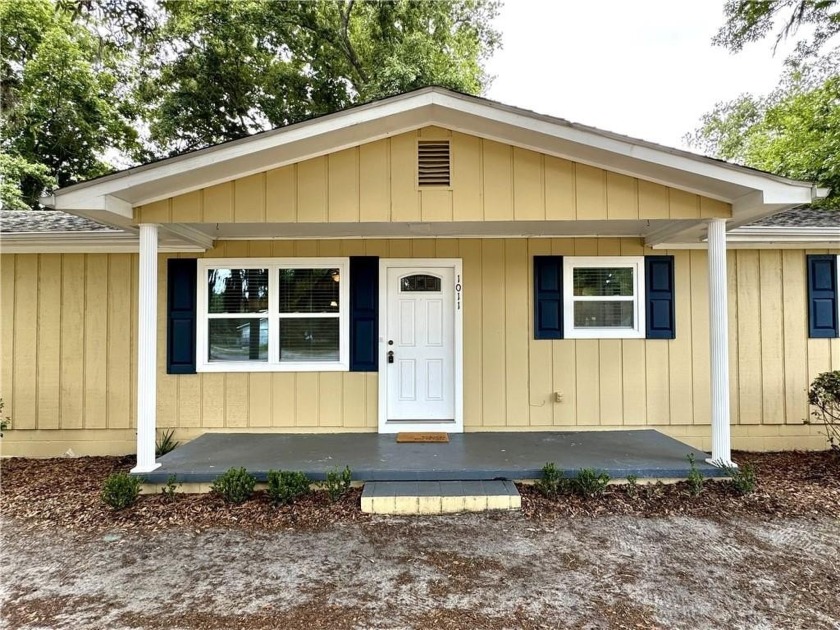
[0,210,120,233]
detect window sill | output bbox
[565,328,645,340]
[196,361,349,373]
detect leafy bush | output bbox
[322,466,352,502]
[161,475,179,501]
[267,470,311,505]
[807,371,840,454]
[720,462,758,495]
[0,398,10,437]
[155,429,180,457]
[535,462,568,498]
[687,453,704,497]
[211,467,256,504]
[572,468,610,497]
[625,474,639,498]
[101,472,142,510]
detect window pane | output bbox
[208,318,268,361]
[279,268,340,314]
[279,318,339,362]
[574,301,634,328]
[573,267,634,297]
[400,274,442,292]
[208,269,268,313]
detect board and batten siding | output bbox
[1,243,835,455]
[134,128,732,224]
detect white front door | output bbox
[380,261,462,432]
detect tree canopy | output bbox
[714,0,839,54]
[0,0,501,209]
[692,1,839,208]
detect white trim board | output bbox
[378,258,464,434]
[44,87,824,224]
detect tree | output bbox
[0,0,139,209]
[688,55,839,206]
[714,0,839,54]
[137,0,501,155]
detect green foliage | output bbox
[266,470,311,505]
[807,371,840,453]
[535,462,568,498]
[161,475,179,501]
[0,0,499,206]
[136,0,501,155]
[720,462,758,495]
[101,471,142,510]
[322,466,352,502]
[688,56,840,207]
[625,474,639,498]
[0,398,10,437]
[714,0,839,54]
[211,467,256,504]
[686,453,704,497]
[155,429,180,458]
[1,0,140,208]
[571,468,610,497]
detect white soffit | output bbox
[46,87,822,224]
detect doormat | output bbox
[396,432,450,443]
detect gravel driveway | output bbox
[2,514,838,630]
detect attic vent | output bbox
[417,140,451,187]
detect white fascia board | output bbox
[429,92,816,201]
[0,233,205,254]
[47,87,820,221]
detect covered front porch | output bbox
[142,429,726,484]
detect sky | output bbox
[484,0,798,152]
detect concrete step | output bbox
[361,480,521,515]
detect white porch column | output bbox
[132,224,161,473]
[707,218,733,466]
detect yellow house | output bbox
[1,87,836,473]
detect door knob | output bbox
[387,350,394,364]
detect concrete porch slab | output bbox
[141,429,725,484]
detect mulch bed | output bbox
[1,451,837,533]
[521,450,840,521]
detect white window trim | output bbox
[196,257,350,373]
[563,256,645,339]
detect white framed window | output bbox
[196,258,349,372]
[563,256,645,339]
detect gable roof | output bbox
[749,206,840,227]
[43,87,826,239]
[1,210,121,233]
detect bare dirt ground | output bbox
[2,514,839,630]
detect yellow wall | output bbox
[2,243,836,456]
[135,128,732,224]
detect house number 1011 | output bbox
[456,275,462,310]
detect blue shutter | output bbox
[534,256,563,339]
[807,254,838,338]
[167,258,197,374]
[645,256,675,339]
[350,256,379,371]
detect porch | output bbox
[142,429,726,484]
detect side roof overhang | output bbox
[42,86,827,246]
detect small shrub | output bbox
[101,472,142,510]
[267,470,311,505]
[572,468,610,497]
[161,475,179,501]
[211,467,256,504]
[155,429,180,458]
[686,453,704,497]
[807,371,840,454]
[535,462,568,498]
[720,462,758,495]
[322,466,352,502]
[625,474,639,498]
[0,398,10,437]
